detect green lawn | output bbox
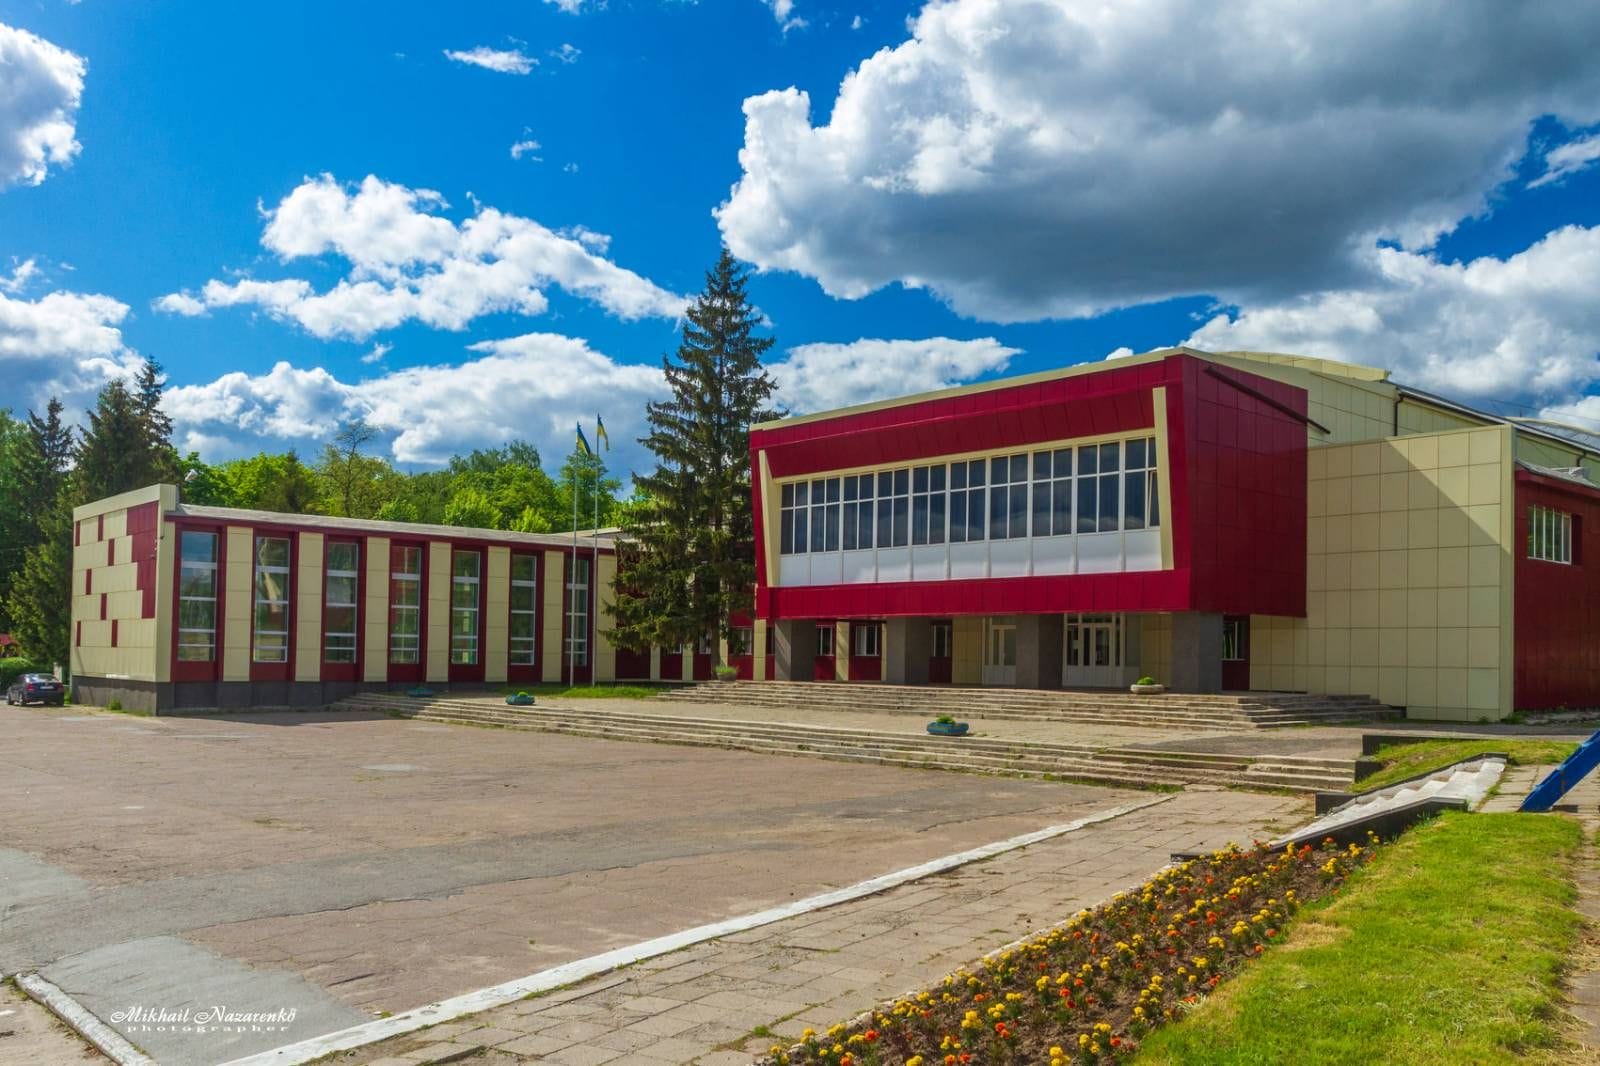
[1358,738,1578,791]
[1134,812,1583,1065]
[498,682,665,700]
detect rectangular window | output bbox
[911,464,947,546]
[779,481,810,555]
[987,453,1029,539]
[931,622,952,659]
[731,626,754,657]
[565,556,590,666]
[844,473,877,550]
[509,554,538,666]
[450,550,481,665]
[389,545,422,664]
[852,623,881,657]
[1123,436,1160,530]
[1529,505,1574,564]
[323,541,359,664]
[252,536,291,663]
[949,459,987,542]
[815,624,835,657]
[808,477,840,552]
[875,469,911,548]
[177,530,218,662]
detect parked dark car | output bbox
[6,673,64,707]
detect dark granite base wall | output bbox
[70,676,476,715]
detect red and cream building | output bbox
[746,347,1600,721]
[68,490,637,712]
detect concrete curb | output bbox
[15,972,156,1066]
[220,794,1174,1066]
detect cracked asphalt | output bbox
[0,705,1143,1065]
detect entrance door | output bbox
[983,619,1017,686]
[928,621,953,684]
[1221,615,1251,690]
[1064,613,1125,687]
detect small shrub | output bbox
[0,658,37,687]
[934,714,956,725]
[713,665,739,681]
[1135,675,1158,686]
[106,697,123,711]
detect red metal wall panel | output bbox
[751,353,1309,622]
[1514,471,1600,710]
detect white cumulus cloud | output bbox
[155,174,687,340]
[1530,131,1600,189]
[1182,224,1600,409]
[717,0,1600,322]
[0,285,143,412]
[443,46,536,74]
[767,336,1018,414]
[762,0,806,32]
[510,138,542,161]
[0,22,86,188]
[163,332,668,468]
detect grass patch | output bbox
[1359,738,1577,791]
[498,682,665,700]
[1135,812,1583,1065]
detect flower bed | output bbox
[758,837,1377,1066]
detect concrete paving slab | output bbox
[41,936,367,1066]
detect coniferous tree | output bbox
[133,358,180,485]
[6,398,76,666]
[8,502,71,669]
[609,250,777,663]
[74,380,147,501]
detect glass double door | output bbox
[982,619,1018,686]
[1064,613,1125,688]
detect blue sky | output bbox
[3,0,1600,480]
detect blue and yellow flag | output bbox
[595,415,610,451]
[575,423,592,456]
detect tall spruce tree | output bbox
[74,380,146,501]
[609,250,777,663]
[6,398,76,665]
[133,358,180,485]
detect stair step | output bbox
[337,694,1353,792]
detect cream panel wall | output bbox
[426,542,451,682]
[594,553,618,683]
[835,621,850,680]
[752,619,768,682]
[1397,401,1488,437]
[1135,614,1172,686]
[541,550,564,682]
[223,526,253,681]
[1253,425,1515,720]
[67,489,169,682]
[484,546,510,683]
[363,536,390,682]
[294,533,324,682]
[952,616,983,685]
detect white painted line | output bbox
[223,794,1173,1066]
[16,972,155,1066]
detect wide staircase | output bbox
[657,681,1390,731]
[331,692,1357,792]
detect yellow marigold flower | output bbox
[1036,975,1050,991]
[906,1058,923,1066]
[1050,1048,1064,1058]
[802,1029,816,1040]
[1079,1034,1090,1049]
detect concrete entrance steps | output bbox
[332,693,1356,792]
[656,681,1388,730]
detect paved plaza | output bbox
[0,703,1166,1065]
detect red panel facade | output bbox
[751,353,1308,622]
[1514,470,1600,710]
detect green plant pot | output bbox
[505,693,536,706]
[927,721,970,737]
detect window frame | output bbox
[450,549,482,667]
[176,530,219,665]
[388,543,425,669]
[852,622,882,658]
[1528,504,1575,565]
[251,535,292,667]
[322,540,360,667]
[565,554,592,668]
[508,553,539,669]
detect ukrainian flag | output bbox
[596,415,610,451]
[576,423,592,456]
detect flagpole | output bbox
[570,433,578,688]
